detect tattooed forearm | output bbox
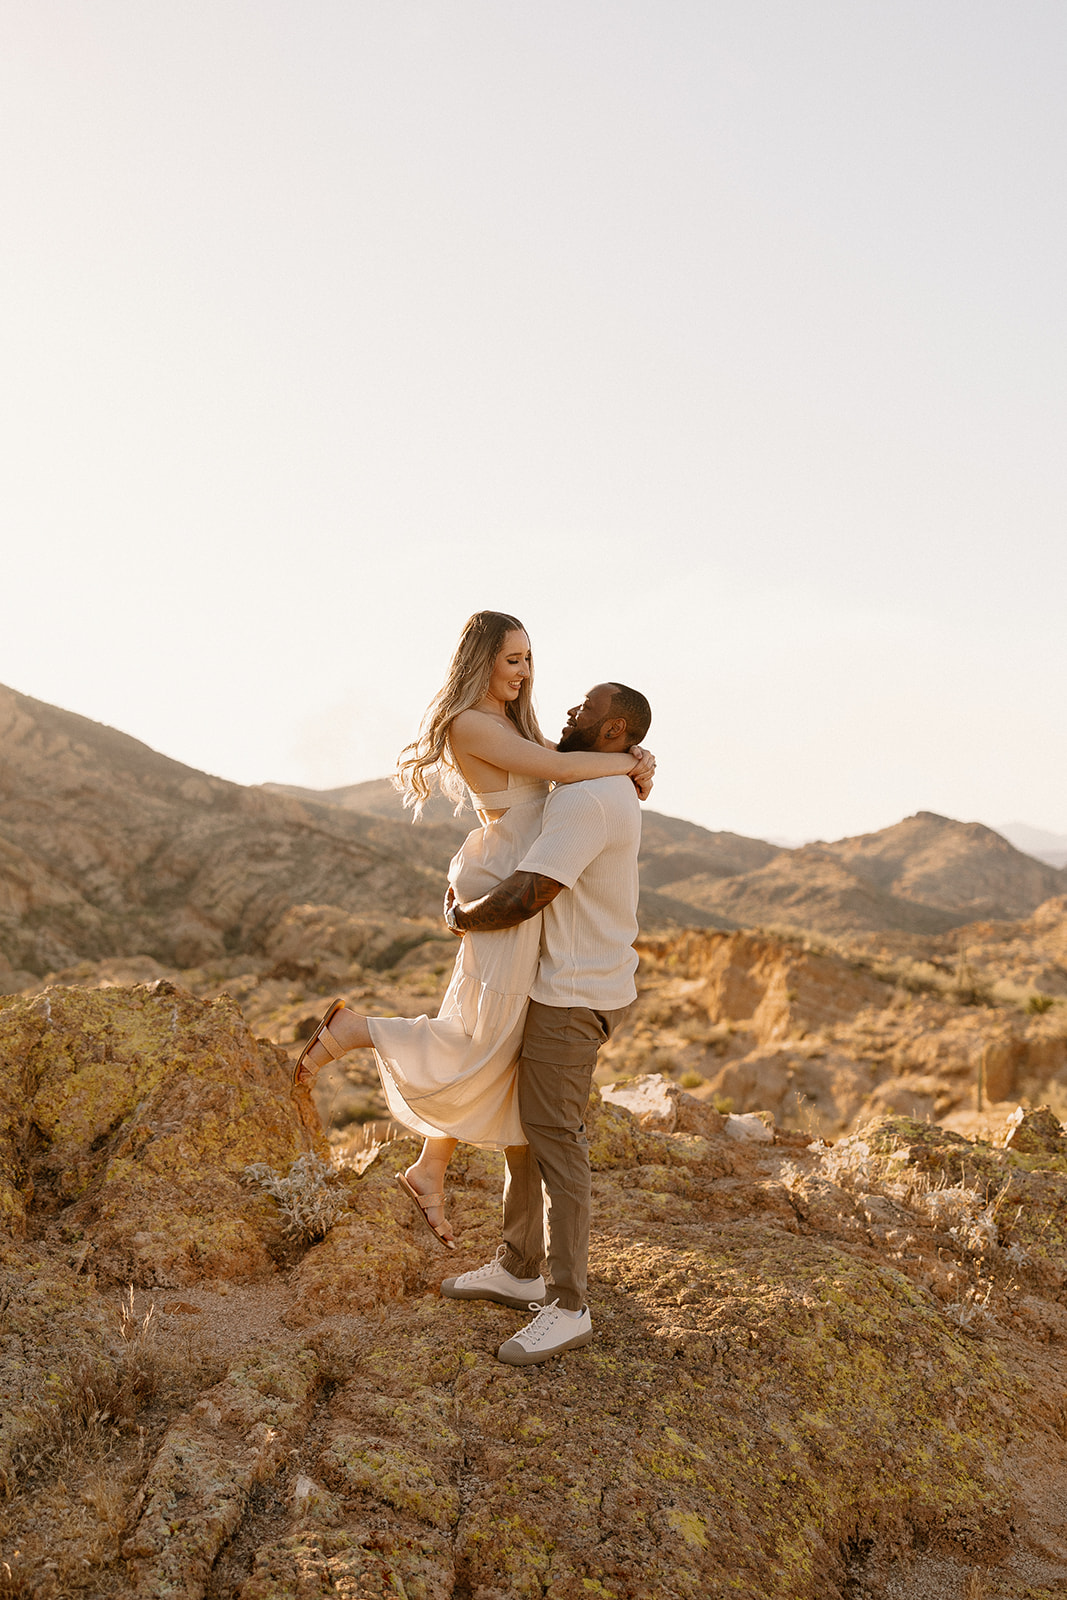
[447,871,563,934]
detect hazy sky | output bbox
[2,2,1064,842]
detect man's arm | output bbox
[444,871,564,934]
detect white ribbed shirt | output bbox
[518,775,641,1010]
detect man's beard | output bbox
[557,721,603,753]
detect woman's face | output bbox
[486,629,532,705]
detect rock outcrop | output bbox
[4,982,1067,1597]
[0,980,315,1275]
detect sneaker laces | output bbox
[457,1244,510,1284]
[519,1299,563,1345]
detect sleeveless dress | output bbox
[367,772,549,1149]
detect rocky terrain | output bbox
[5,688,1067,1594]
[597,898,1067,1143]
[2,982,1067,1597]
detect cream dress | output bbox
[367,772,549,1149]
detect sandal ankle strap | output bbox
[316,1020,347,1061]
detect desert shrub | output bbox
[809,1134,873,1189]
[243,1152,351,1241]
[920,1185,1001,1254]
[1027,992,1056,1015]
[943,1279,995,1335]
[949,954,994,1008]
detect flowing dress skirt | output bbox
[367,788,546,1149]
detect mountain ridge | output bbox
[269,780,1067,939]
[2,682,1065,982]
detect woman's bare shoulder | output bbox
[451,707,493,731]
[451,707,516,745]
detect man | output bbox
[441,680,652,1365]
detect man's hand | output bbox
[445,870,564,934]
[630,744,656,802]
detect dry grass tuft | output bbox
[0,1287,229,1598]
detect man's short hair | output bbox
[607,682,651,743]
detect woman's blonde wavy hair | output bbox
[395,611,546,818]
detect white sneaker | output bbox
[497,1300,593,1366]
[441,1245,546,1311]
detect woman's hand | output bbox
[443,885,465,936]
[630,745,656,802]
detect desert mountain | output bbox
[271,778,1067,940]
[266,778,774,931]
[657,811,1067,937]
[267,777,780,888]
[0,686,453,984]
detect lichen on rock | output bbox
[0,981,320,1284]
[3,983,1067,1598]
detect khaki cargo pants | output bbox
[500,999,630,1312]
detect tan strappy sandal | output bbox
[395,1172,456,1251]
[291,998,348,1092]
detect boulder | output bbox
[600,1073,725,1137]
[0,981,319,1282]
[1002,1103,1066,1156]
[724,1111,774,1143]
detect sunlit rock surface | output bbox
[2,985,1067,1597]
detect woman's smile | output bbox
[484,628,533,708]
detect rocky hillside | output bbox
[265,778,752,931]
[3,981,1067,1597]
[601,902,1067,1141]
[0,686,458,987]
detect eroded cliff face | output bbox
[601,916,1067,1140]
[2,983,1067,1598]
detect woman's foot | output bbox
[291,1001,375,1090]
[399,1158,456,1248]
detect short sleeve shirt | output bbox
[517,775,641,1010]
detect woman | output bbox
[291,609,653,1247]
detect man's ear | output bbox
[602,716,628,746]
